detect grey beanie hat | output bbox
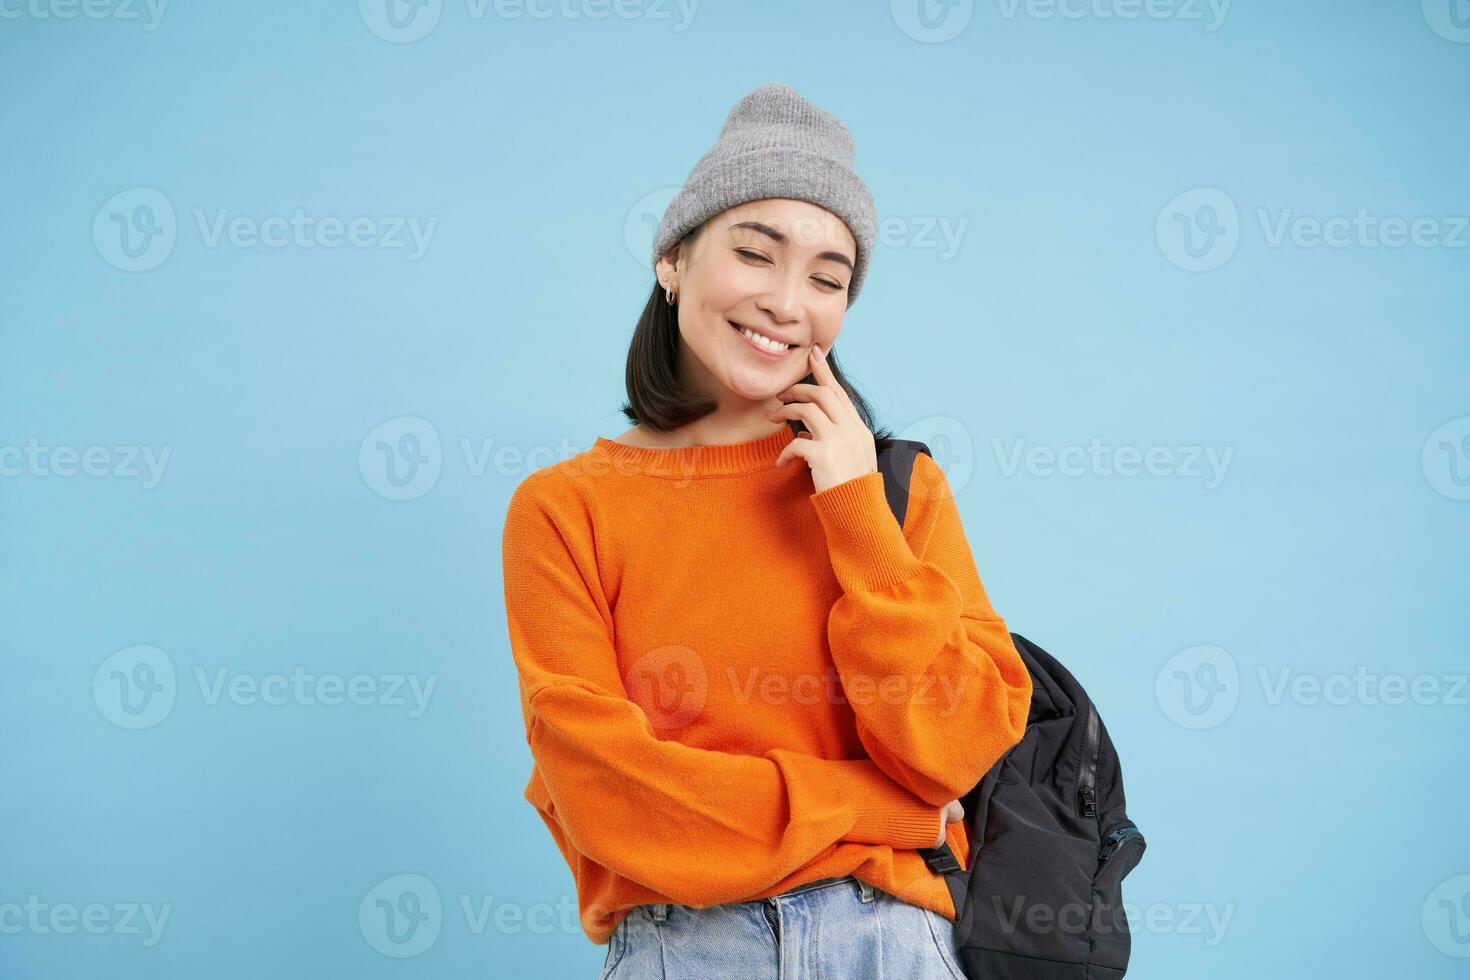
[651,82,877,306]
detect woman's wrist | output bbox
[826,759,946,848]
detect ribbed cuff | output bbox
[809,471,924,593]
[828,758,942,849]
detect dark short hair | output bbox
[619,225,896,455]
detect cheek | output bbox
[678,311,735,366]
[812,318,842,352]
[696,253,749,295]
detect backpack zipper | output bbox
[1099,824,1144,863]
[1076,701,1100,818]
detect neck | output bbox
[638,410,789,449]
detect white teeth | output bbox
[736,324,791,352]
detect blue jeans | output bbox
[597,874,967,979]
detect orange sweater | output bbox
[500,423,1032,945]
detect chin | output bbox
[720,370,796,403]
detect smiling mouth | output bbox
[729,320,796,355]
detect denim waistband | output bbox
[778,874,867,898]
[643,875,874,922]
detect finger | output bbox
[773,435,815,469]
[809,343,839,386]
[768,400,836,438]
[808,344,860,418]
[776,382,846,428]
[793,352,858,423]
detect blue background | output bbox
[2,1,1468,977]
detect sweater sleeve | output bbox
[502,473,941,907]
[806,451,1033,808]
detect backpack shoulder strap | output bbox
[876,438,932,528]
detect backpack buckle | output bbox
[918,844,962,875]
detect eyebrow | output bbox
[728,220,855,273]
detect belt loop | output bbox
[855,879,874,903]
[650,903,670,921]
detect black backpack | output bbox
[876,438,1148,980]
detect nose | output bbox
[754,270,803,325]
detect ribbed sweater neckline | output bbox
[590,424,798,479]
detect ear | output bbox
[654,242,683,288]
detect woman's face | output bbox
[655,198,857,406]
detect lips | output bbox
[728,320,797,349]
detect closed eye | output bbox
[736,248,843,291]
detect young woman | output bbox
[502,82,1033,979]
